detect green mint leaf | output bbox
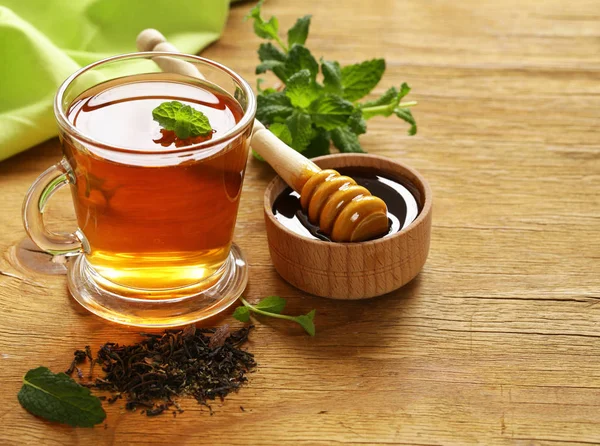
[182,105,212,137]
[256,92,295,124]
[233,305,251,322]
[359,83,417,133]
[286,111,315,152]
[255,295,287,314]
[285,70,321,109]
[292,310,316,336]
[331,127,365,153]
[253,38,317,82]
[285,44,319,81]
[269,123,293,146]
[348,110,367,135]
[152,100,183,131]
[244,0,263,21]
[153,101,212,139]
[321,59,342,94]
[398,82,411,101]
[394,108,417,135]
[308,94,354,130]
[245,1,279,40]
[258,16,280,40]
[341,59,386,101]
[18,367,106,427]
[287,15,311,47]
[256,60,285,75]
[258,42,287,62]
[302,128,331,158]
[361,86,399,109]
[236,297,316,336]
[256,43,288,81]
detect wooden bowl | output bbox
[263,154,432,299]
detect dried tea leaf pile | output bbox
[72,325,255,417]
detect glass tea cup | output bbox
[22,53,256,327]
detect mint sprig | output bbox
[152,101,212,139]
[246,1,417,157]
[233,296,316,336]
[18,366,106,427]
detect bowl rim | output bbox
[263,153,432,248]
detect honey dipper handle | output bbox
[136,29,321,193]
[250,121,320,192]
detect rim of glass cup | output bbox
[54,51,256,155]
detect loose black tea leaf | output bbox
[66,349,88,376]
[209,324,231,348]
[75,324,255,417]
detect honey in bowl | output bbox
[272,167,421,242]
[64,75,248,292]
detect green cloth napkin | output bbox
[0,0,230,162]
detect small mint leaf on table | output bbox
[293,310,316,337]
[254,295,287,314]
[340,59,386,101]
[285,69,321,109]
[153,101,212,140]
[287,15,311,47]
[233,306,251,322]
[308,94,354,130]
[18,366,106,427]
[331,127,365,153]
[235,297,316,336]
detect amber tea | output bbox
[63,75,248,292]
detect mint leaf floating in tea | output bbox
[18,367,106,427]
[234,296,316,336]
[246,1,418,158]
[152,100,212,140]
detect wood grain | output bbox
[0,0,599,444]
[264,154,432,299]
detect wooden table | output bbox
[1,0,599,444]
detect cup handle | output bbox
[22,159,85,256]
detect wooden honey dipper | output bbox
[137,29,389,242]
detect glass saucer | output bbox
[67,243,248,328]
